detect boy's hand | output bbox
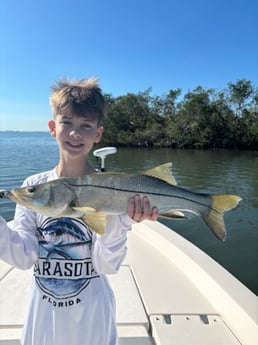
[127,195,158,222]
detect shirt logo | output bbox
[34,217,98,301]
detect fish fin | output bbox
[159,210,187,219]
[73,207,106,235]
[83,212,106,235]
[143,163,177,185]
[203,195,242,241]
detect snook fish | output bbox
[0,163,241,241]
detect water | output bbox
[0,131,257,295]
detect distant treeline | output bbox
[101,79,258,150]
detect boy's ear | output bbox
[48,120,56,137]
[94,126,104,143]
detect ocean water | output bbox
[0,131,257,295]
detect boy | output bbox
[0,77,158,345]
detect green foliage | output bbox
[101,79,258,150]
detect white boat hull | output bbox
[0,221,257,344]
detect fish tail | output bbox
[203,195,242,241]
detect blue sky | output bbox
[0,0,257,131]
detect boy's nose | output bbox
[69,129,82,138]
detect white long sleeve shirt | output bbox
[0,169,133,345]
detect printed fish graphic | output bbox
[0,163,241,241]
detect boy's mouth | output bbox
[66,141,84,148]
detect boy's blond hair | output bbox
[49,77,106,124]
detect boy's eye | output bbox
[60,121,72,126]
[82,124,92,129]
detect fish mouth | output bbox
[0,190,8,199]
[6,188,38,206]
[2,190,19,202]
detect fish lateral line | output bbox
[65,181,212,206]
[65,181,170,196]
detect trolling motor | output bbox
[93,147,117,172]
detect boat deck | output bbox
[0,264,244,345]
[0,221,257,344]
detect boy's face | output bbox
[48,114,103,159]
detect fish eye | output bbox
[27,186,37,193]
